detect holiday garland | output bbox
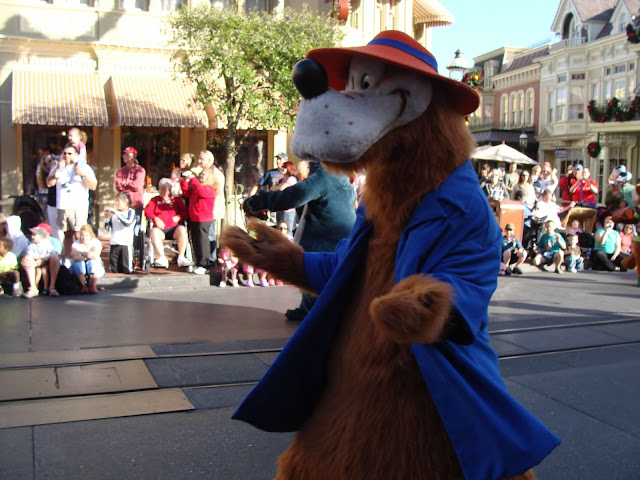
[587,141,601,158]
[462,70,483,90]
[587,97,640,123]
[463,70,483,125]
[627,23,640,44]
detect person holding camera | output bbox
[482,167,509,201]
[592,215,627,271]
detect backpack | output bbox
[55,265,83,295]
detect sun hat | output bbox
[609,165,633,185]
[305,30,479,115]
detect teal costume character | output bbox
[234,160,560,479]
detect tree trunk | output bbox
[224,126,239,228]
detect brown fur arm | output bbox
[220,218,313,291]
[369,274,453,344]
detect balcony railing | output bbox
[549,37,588,52]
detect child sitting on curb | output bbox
[21,224,60,297]
[0,237,22,296]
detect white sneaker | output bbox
[219,280,226,288]
[177,254,193,268]
[231,279,239,288]
[12,284,23,297]
[154,256,169,268]
[193,267,207,275]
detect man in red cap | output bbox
[115,147,146,266]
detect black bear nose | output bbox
[292,59,329,100]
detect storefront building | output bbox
[0,0,453,221]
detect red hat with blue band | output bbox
[305,30,479,116]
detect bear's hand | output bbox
[370,274,453,344]
[220,218,312,291]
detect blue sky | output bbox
[430,0,562,75]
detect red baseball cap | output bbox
[305,30,479,116]
[31,222,52,236]
[122,146,137,156]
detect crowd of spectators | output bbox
[480,158,639,284]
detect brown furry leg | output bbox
[369,274,453,344]
[503,468,536,480]
[620,242,638,273]
[220,218,312,291]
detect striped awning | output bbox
[111,74,214,128]
[414,0,454,27]
[12,69,109,126]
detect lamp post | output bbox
[446,49,469,81]
[519,131,528,153]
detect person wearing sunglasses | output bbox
[46,145,97,260]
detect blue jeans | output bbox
[71,259,105,278]
[565,255,583,271]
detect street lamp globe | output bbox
[446,49,470,81]
[519,132,528,152]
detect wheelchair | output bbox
[142,216,193,273]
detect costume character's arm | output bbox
[370,197,500,346]
[221,218,311,290]
[245,169,326,214]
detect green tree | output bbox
[166,5,344,223]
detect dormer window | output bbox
[620,13,627,33]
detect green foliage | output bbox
[166,6,344,134]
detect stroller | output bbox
[11,195,44,235]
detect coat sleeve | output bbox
[247,170,327,213]
[303,237,350,294]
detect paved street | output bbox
[0,268,638,479]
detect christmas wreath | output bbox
[587,141,601,158]
[587,97,640,123]
[627,23,640,44]
[462,70,483,90]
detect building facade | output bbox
[538,0,640,202]
[0,0,452,222]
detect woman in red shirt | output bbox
[180,169,217,274]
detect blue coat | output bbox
[233,160,560,479]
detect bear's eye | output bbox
[360,74,371,90]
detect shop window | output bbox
[121,0,148,10]
[349,0,360,29]
[591,83,600,103]
[245,0,275,13]
[556,87,566,121]
[121,127,180,188]
[501,94,508,127]
[526,89,534,125]
[569,86,584,120]
[206,129,269,196]
[604,80,612,99]
[614,79,625,99]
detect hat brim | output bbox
[307,45,479,116]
